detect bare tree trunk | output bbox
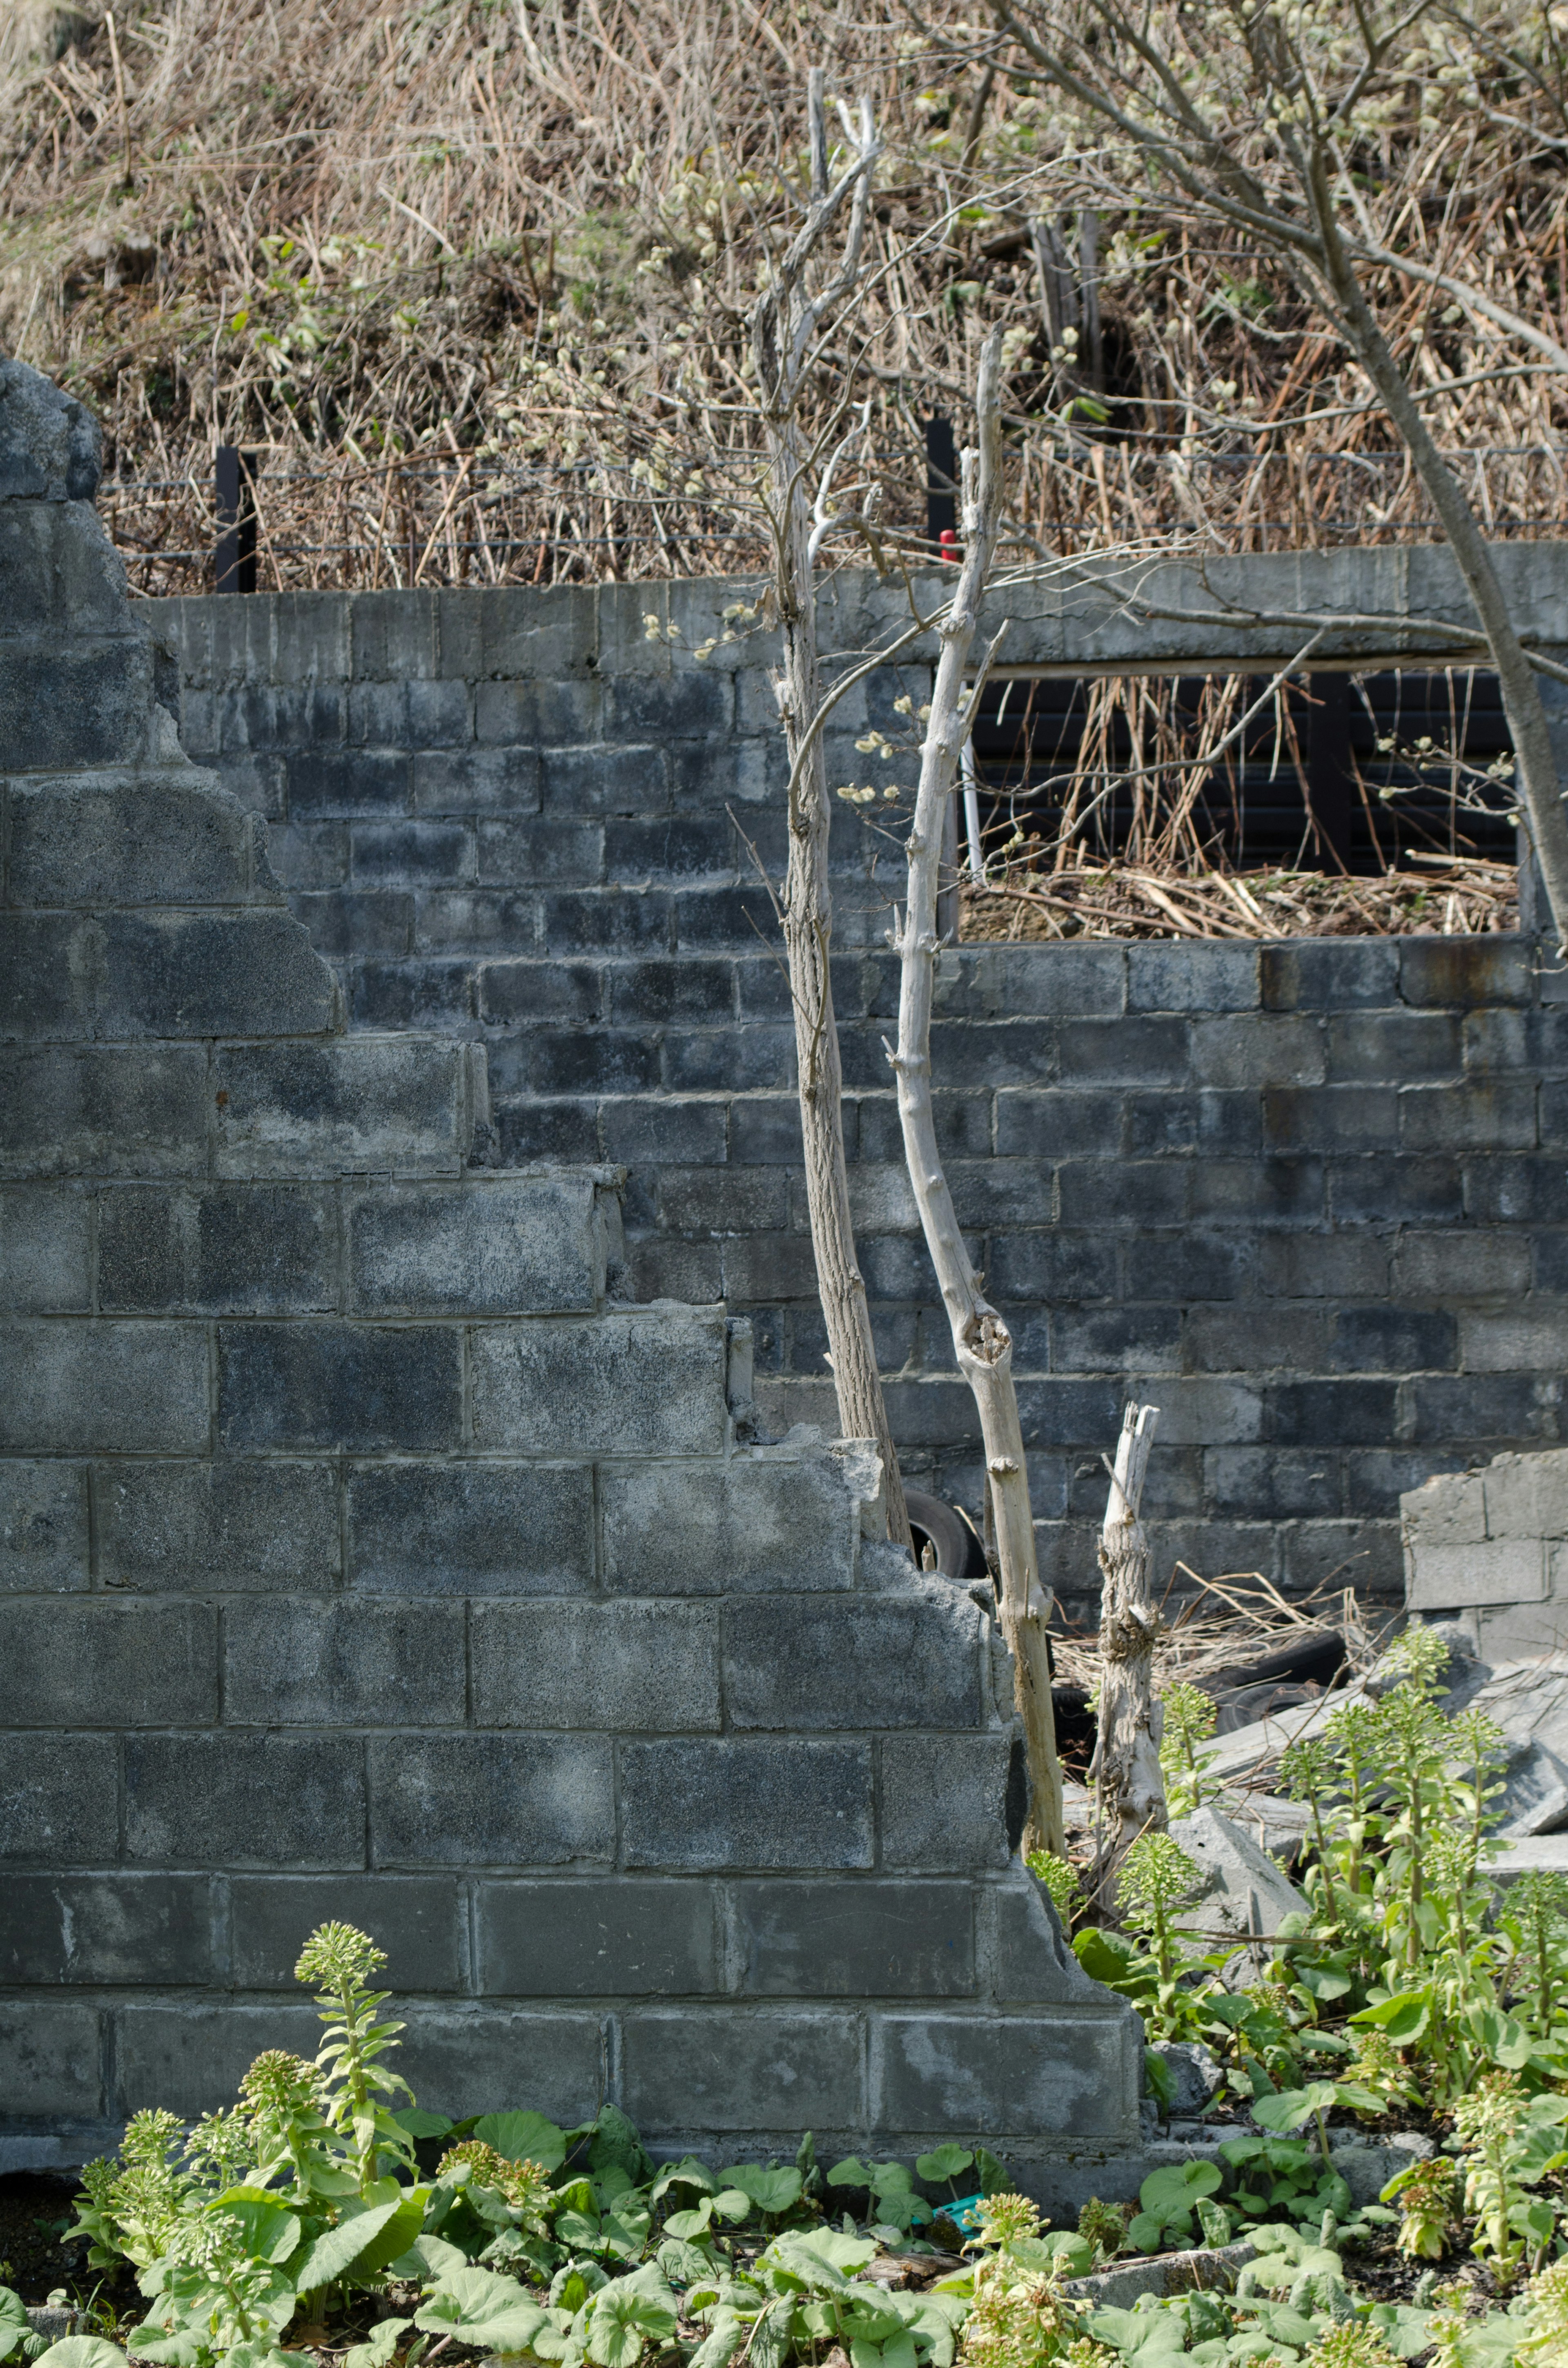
[1091,1401,1163,1899]
[1302,157,1568,951]
[751,71,911,1551]
[769,414,911,1551]
[888,328,1066,1857]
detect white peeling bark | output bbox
[1091,1401,1164,1895]
[887,327,1066,1858]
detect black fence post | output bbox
[215,446,258,594]
[925,414,956,554]
[1305,671,1355,873]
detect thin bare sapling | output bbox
[751,69,911,1550]
[885,326,1067,1859]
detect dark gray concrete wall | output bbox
[0,364,1140,2197]
[159,574,1568,1623]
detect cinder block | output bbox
[1328,1012,1461,1083]
[472,1601,721,1731]
[1401,937,1533,1008]
[1460,1306,1568,1373]
[1002,946,1125,1017]
[1267,1379,1399,1446]
[0,1734,117,1862]
[1126,943,1259,1014]
[230,1875,463,1991]
[0,1319,208,1452]
[414,746,542,814]
[6,777,265,907]
[0,635,152,774]
[730,1879,973,1997]
[621,2007,863,2131]
[871,2009,1138,2138]
[1399,1084,1537,1153]
[1408,1535,1549,1610]
[218,1322,462,1452]
[1330,1305,1456,1371]
[601,1452,860,1594]
[96,911,338,1038]
[350,588,439,680]
[0,1046,208,1179]
[98,1184,334,1313]
[1281,1516,1401,1597]
[1483,1450,1568,1540]
[0,1185,90,1309]
[97,1458,339,1590]
[213,1038,477,1178]
[0,913,95,1041]
[880,1735,1016,1871]
[370,1735,614,1868]
[347,1176,602,1314]
[114,2003,322,2119]
[1263,941,1399,1010]
[724,1588,982,1732]
[1477,1600,1567,1659]
[471,1308,727,1455]
[620,1740,873,1870]
[0,1875,212,1985]
[1400,1467,1486,1550]
[0,2004,103,2118]
[1328,1155,1461,1224]
[479,961,605,1026]
[0,1458,87,1590]
[478,1878,719,1996]
[1192,1016,1325,1091]
[1264,1085,1397,1152]
[225,1598,467,1726]
[1205,1447,1341,1520]
[7,1599,216,1727]
[396,2006,604,2125]
[348,1461,594,1593]
[125,1735,366,1869]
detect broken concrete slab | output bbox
[1489,1835,1568,1885]
[1327,2132,1434,2207]
[1170,1804,1310,1942]
[1151,2040,1224,2117]
[1062,2241,1257,2308]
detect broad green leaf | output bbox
[1250,2084,1337,2135]
[1350,1993,1430,2044]
[664,2206,715,2243]
[415,2266,552,2353]
[778,2228,878,2274]
[294,2193,414,2293]
[687,2312,746,2368]
[1139,2159,1221,2215]
[120,2337,200,2368]
[657,2238,715,2286]
[719,2167,802,2216]
[35,2346,131,2368]
[651,2157,718,2204]
[474,2112,568,2172]
[915,2147,974,2183]
[827,2158,877,2187]
[343,2319,412,2368]
[1294,1967,1351,2002]
[392,2108,453,2141]
[589,2107,652,2185]
[391,2233,469,2283]
[1126,2213,1164,2254]
[204,2191,303,2266]
[712,2190,754,2224]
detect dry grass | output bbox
[3,0,1568,591]
[960,853,1519,942]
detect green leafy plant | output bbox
[1159,1684,1218,1819]
[292,1925,416,2193]
[1124,2161,1222,2256]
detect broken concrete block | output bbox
[1151,2039,1223,2116]
[1402,1449,1568,1644]
[1327,2132,1433,2207]
[1169,1805,1310,1942]
[1490,1835,1568,1886]
[1477,1601,1567,1663]
[1497,1737,1568,1837]
[1401,1470,1487,1554]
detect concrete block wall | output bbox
[0,362,1142,2196]
[159,573,1568,1623]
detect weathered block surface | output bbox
[151,566,1568,1627]
[0,360,1153,2200]
[1403,1448,1568,1648]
